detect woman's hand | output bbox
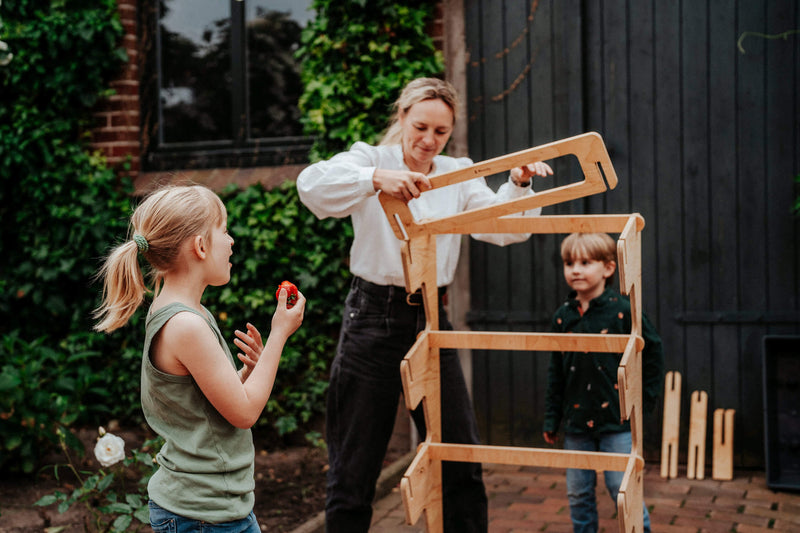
[234,323,263,383]
[373,169,432,202]
[543,431,559,445]
[271,288,306,340]
[510,161,554,186]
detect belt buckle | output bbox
[406,291,422,306]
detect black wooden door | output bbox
[465,0,800,467]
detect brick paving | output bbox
[366,463,800,533]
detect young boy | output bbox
[543,232,664,533]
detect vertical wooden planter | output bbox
[380,132,648,532]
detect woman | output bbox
[297,77,552,532]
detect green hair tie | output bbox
[132,234,149,253]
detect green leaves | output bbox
[208,182,353,438]
[0,0,136,473]
[297,0,444,161]
[0,333,112,472]
[34,434,161,532]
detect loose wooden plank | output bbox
[660,371,681,479]
[712,408,735,481]
[687,390,709,480]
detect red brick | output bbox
[110,113,140,128]
[734,525,774,533]
[772,520,800,533]
[650,525,697,533]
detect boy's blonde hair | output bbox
[93,185,227,333]
[379,77,460,146]
[560,232,617,286]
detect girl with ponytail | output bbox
[94,184,305,531]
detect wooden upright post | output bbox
[660,371,681,479]
[712,408,735,481]
[687,390,708,480]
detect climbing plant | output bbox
[297,0,444,161]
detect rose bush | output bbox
[35,428,159,532]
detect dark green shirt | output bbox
[543,288,664,435]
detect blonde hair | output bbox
[379,77,460,146]
[93,185,227,332]
[560,233,617,286]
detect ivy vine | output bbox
[297,0,445,161]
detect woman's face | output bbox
[399,98,454,174]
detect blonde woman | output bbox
[94,185,305,531]
[297,77,552,532]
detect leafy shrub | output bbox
[0,0,441,473]
[297,0,444,161]
[0,0,133,472]
[35,429,162,532]
[0,333,112,472]
[208,182,352,440]
[0,0,130,339]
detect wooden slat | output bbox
[617,336,641,420]
[427,330,633,353]
[617,455,645,533]
[399,332,431,411]
[400,444,442,529]
[422,442,636,472]
[427,214,644,236]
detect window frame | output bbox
[143,0,313,172]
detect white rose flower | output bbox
[0,41,12,67]
[94,433,126,467]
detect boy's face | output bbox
[563,256,615,300]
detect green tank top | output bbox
[141,302,255,523]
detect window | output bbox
[141,0,314,171]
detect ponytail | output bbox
[93,239,148,332]
[92,184,226,333]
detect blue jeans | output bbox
[148,501,260,532]
[325,277,487,533]
[564,432,651,533]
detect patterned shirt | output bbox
[543,287,664,435]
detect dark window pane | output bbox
[246,1,312,139]
[159,0,232,143]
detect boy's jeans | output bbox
[564,432,652,533]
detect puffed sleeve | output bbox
[463,173,542,246]
[296,142,381,219]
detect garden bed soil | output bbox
[0,425,405,533]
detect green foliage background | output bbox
[0,0,134,473]
[0,0,443,474]
[297,0,444,161]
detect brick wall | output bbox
[90,0,140,178]
[89,0,446,183]
[430,1,445,52]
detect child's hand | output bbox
[234,323,263,382]
[272,288,305,339]
[543,431,558,445]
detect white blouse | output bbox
[296,142,540,287]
